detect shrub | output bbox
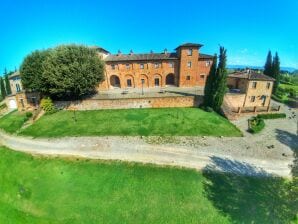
[25,112,33,119]
[257,113,286,119]
[0,103,7,110]
[248,117,265,134]
[40,97,57,114]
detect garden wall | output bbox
[55,95,202,110]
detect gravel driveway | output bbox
[0,103,297,178]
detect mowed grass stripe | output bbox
[19,108,242,137]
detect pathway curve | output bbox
[0,105,297,178]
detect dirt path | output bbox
[0,104,297,178]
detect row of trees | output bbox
[0,69,12,101]
[264,51,280,94]
[20,45,105,99]
[203,47,228,112]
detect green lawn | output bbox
[279,83,298,92]
[0,110,27,133]
[19,108,242,137]
[0,147,296,224]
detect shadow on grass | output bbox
[203,156,297,223]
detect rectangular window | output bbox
[206,61,211,67]
[154,63,160,68]
[169,62,174,68]
[111,64,115,70]
[252,82,257,89]
[187,61,192,68]
[126,64,130,69]
[186,75,191,80]
[141,79,145,84]
[200,75,205,79]
[154,78,160,86]
[250,96,256,102]
[266,82,270,89]
[140,63,144,69]
[127,79,132,87]
[187,49,192,56]
[16,83,21,92]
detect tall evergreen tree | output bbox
[4,74,11,95]
[264,51,273,77]
[0,77,6,99]
[213,47,228,112]
[272,52,280,94]
[203,54,217,107]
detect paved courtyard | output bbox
[93,86,204,99]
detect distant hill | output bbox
[227,65,297,73]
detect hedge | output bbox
[248,117,265,134]
[257,113,286,119]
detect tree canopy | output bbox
[20,45,105,99]
[203,47,228,112]
[204,55,217,108]
[20,50,51,91]
[263,50,280,94]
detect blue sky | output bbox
[0,0,297,73]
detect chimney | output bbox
[164,48,168,54]
[246,69,250,74]
[117,50,122,56]
[150,50,154,54]
[129,50,133,55]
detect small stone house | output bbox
[225,70,276,113]
[6,71,40,111]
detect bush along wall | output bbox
[257,113,286,119]
[248,117,265,134]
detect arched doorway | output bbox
[9,99,17,109]
[110,75,121,88]
[125,75,135,88]
[140,74,149,88]
[166,73,175,86]
[153,74,162,87]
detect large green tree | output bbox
[203,47,228,112]
[42,45,105,98]
[212,47,228,112]
[264,51,272,77]
[204,55,217,107]
[20,45,105,99]
[20,49,51,91]
[4,74,12,95]
[272,52,280,94]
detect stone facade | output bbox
[15,91,40,111]
[55,95,202,111]
[226,71,275,108]
[97,43,213,90]
[8,71,23,94]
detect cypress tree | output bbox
[272,52,280,94]
[0,77,6,99]
[213,47,228,112]
[4,74,11,95]
[203,54,217,107]
[264,51,273,77]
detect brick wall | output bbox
[55,96,203,111]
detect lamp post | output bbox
[141,79,144,95]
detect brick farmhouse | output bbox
[97,43,213,90]
[4,42,278,117]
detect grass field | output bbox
[19,108,242,137]
[0,110,27,133]
[279,83,298,92]
[0,146,296,224]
